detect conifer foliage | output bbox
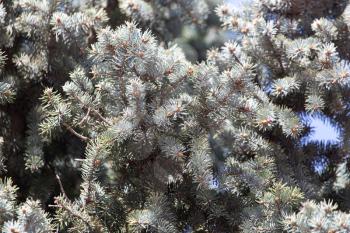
[1,0,350,232]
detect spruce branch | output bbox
[62,122,89,142]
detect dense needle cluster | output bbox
[1,0,350,232]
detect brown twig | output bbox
[55,173,69,200]
[63,123,89,141]
[72,93,111,125]
[78,107,91,126]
